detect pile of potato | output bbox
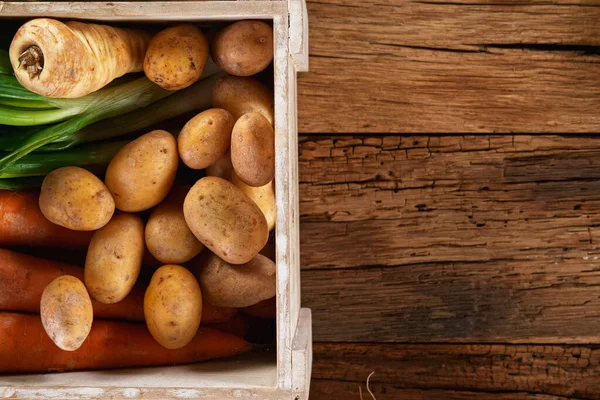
[36,20,278,352]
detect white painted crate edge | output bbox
[0,1,311,399]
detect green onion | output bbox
[0,140,128,178]
[0,104,81,126]
[0,98,55,109]
[45,73,220,151]
[0,76,174,172]
[0,176,44,190]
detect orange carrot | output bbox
[0,190,93,249]
[0,312,252,373]
[0,248,236,323]
[241,297,276,319]
[207,313,250,339]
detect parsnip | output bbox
[9,19,151,98]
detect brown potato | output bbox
[231,112,275,187]
[84,212,144,304]
[231,172,275,231]
[145,186,204,264]
[193,253,275,308]
[206,151,234,180]
[144,265,202,349]
[40,275,93,351]
[105,130,178,212]
[144,24,209,90]
[211,20,273,77]
[183,176,268,264]
[212,75,274,125]
[39,166,114,231]
[178,108,234,170]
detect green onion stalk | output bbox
[0,49,222,179]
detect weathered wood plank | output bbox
[299,136,600,342]
[298,0,600,133]
[311,382,573,400]
[310,343,600,400]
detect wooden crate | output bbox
[0,1,311,399]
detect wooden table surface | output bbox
[297,1,600,399]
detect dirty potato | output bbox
[105,130,178,212]
[144,265,202,349]
[178,108,234,170]
[145,186,204,264]
[206,151,234,180]
[211,20,273,77]
[192,253,275,308]
[39,166,114,231]
[40,275,93,351]
[231,172,275,231]
[144,24,209,90]
[84,212,144,304]
[231,112,274,187]
[212,75,274,125]
[183,176,268,264]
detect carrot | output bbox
[241,297,276,319]
[10,18,151,98]
[0,248,237,324]
[0,312,252,373]
[207,313,250,339]
[0,190,93,249]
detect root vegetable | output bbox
[0,190,93,249]
[231,112,275,187]
[192,252,276,308]
[145,186,204,264]
[0,312,252,373]
[0,248,236,324]
[84,212,145,304]
[206,151,234,180]
[9,18,151,98]
[231,172,275,231]
[212,20,274,77]
[39,166,115,231]
[178,108,235,170]
[105,130,178,212]
[144,24,209,91]
[183,176,268,265]
[212,75,274,125]
[144,265,203,349]
[40,275,93,351]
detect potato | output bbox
[145,186,204,264]
[211,20,273,77]
[193,253,275,308]
[84,212,144,304]
[183,176,268,264]
[144,24,209,90]
[105,130,178,212]
[39,166,114,231]
[144,265,202,349]
[231,112,275,187]
[231,172,275,231]
[212,75,274,125]
[178,108,234,170]
[40,275,93,351]
[206,151,234,180]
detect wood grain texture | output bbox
[310,343,600,400]
[299,135,600,342]
[311,382,573,400]
[297,0,600,133]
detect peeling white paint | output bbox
[167,389,202,398]
[121,388,141,398]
